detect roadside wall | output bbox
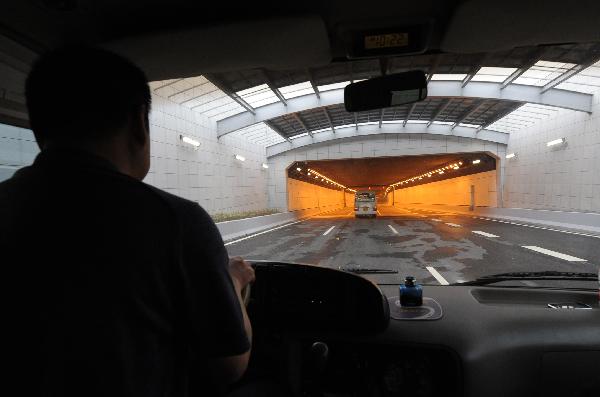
[393,170,498,207]
[503,89,600,212]
[287,177,347,212]
[145,95,268,214]
[0,96,270,216]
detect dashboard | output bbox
[246,265,600,397]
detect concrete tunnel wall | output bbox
[287,177,348,212]
[266,133,508,211]
[0,93,271,215]
[502,90,600,212]
[388,170,498,207]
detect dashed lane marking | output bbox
[445,223,462,228]
[522,245,587,262]
[426,266,450,285]
[388,225,398,234]
[472,230,500,238]
[323,226,336,236]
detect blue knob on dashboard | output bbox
[400,276,423,306]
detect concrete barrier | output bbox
[217,206,344,242]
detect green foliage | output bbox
[212,209,281,223]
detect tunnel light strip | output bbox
[306,168,351,191]
[384,160,465,194]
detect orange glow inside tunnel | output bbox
[286,153,498,212]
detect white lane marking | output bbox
[426,266,450,285]
[445,223,462,228]
[430,218,443,222]
[472,230,500,238]
[323,226,336,236]
[224,220,305,246]
[522,246,587,262]
[388,225,398,234]
[476,217,600,239]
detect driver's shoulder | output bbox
[141,182,213,227]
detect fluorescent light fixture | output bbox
[180,135,200,148]
[506,153,516,159]
[234,154,246,162]
[472,159,481,164]
[262,163,269,169]
[547,138,565,147]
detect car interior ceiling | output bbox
[1,1,599,397]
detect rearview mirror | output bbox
[344,70,427,112]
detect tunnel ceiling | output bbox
[290,152,496,189]
[268,98,520,139]
[212,43,599,92]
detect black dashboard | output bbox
[245,263,600,397]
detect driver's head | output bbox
[25,45,152,179]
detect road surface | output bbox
[226,206,600,287]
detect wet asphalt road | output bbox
[226,206,600,287]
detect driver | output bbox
[0,46,254,396]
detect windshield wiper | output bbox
[454,271,598,286]
[339,267,398,275]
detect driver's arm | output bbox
[179,203,254,387]
[210,257,255,385]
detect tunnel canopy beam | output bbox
[403,102,417,127]
[266,123,509,157]
[206,73,256,115]
[217,81,593,138]
[451,100,488,130]
[427,99,452,127]
[292,113,313,137]
[323,108,335,134]
[265,120,291,143]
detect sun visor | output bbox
[103,15,331,81]
[442,0,600,53]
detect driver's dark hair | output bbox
[25,45,151,145]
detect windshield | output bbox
[2,45,599,290]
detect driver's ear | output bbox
[130,105,149,146]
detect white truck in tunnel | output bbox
[354,191,377,218]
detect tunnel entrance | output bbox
[286,152,498,212]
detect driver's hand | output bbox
[228,256,255,292]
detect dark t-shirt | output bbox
[0,148,249,396]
